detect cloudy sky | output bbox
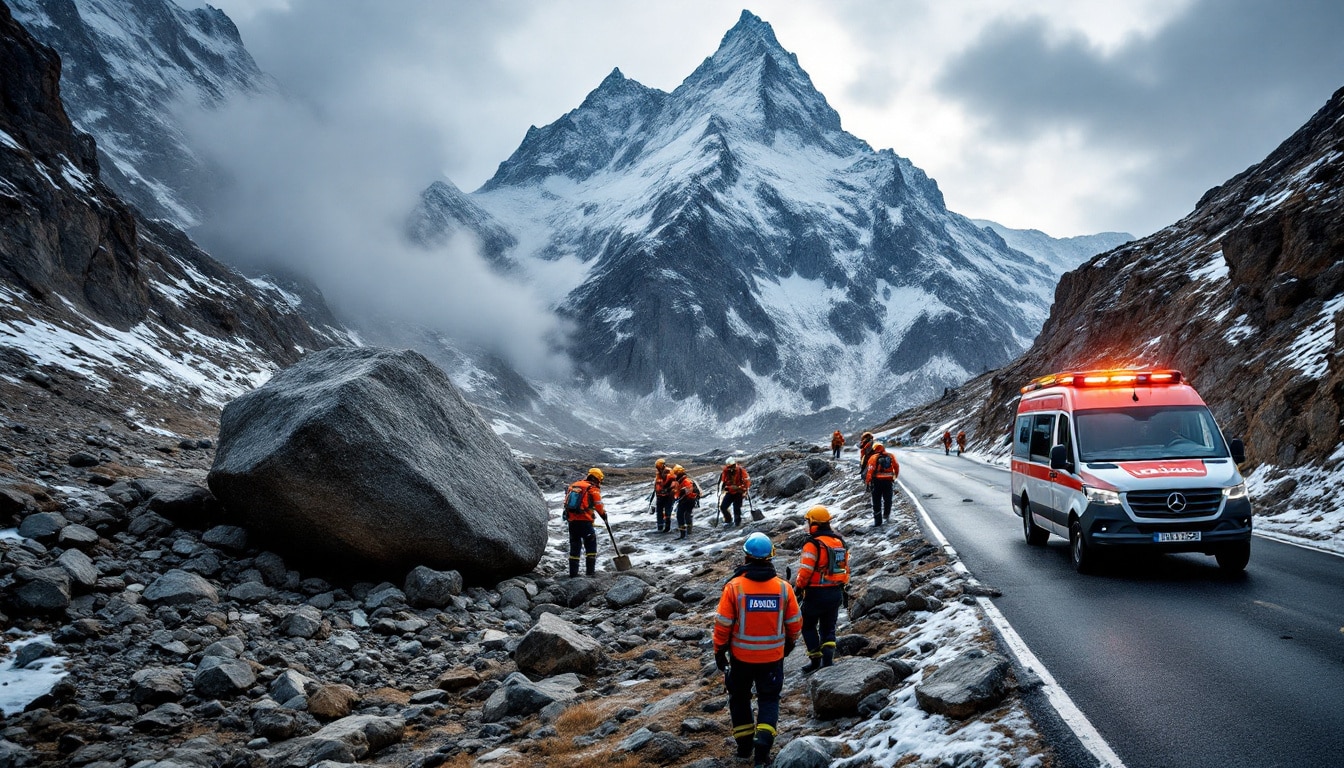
[189,0,1344,239]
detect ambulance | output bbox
[1009,369,1252,573]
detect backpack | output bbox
[808,535,849,581]
[876,454,893,472]
[563,483,589,521]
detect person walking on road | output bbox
[673,465,699,539]
[713,532,802,767]
[563,468,607,577]
[942,429,953,455]
[865,443,898,526]
[830,430,845,460]
[956,429,967,456]
[794,506,849,672]
[719,458,751,527]
[653,458,676,533]
[858,431,875,477]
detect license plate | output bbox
[1154,531,1201,542]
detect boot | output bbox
[803,653,823,674]
[735,736,754,760]
[678,529,686,540]
[821,643,835,668]
[753,740,772,767]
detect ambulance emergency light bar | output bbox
[1020,369,1183,394]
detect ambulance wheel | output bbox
[1215,541,1250,573]
[1022,496,1049,546]
[1070,520,1098,574]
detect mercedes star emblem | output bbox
[1166,492,1188,512]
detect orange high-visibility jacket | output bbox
[713,574,801,663]
[943,430,953,446]
[654,467,675,497]
[957,431,967,447]
[720,465,750,494]
[565,479,606,522]
[796,533,850,589]
[866,450,899,483]
[674,475,698,500]
[831,431,845,449]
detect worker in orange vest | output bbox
[830,430,845,459]
[653,458,676,533]
[718,458,751,527]
[672,465,699,539]
[563,468,607,577]
[857,431,875,477]
[795,506,849,672]
[865,443,899,527]
[956,429,967,456]
[713,532,802,766]
[942,429,953,455]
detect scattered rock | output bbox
[774,735,844,768]
[201,524,248,552]
[143,569,220,605]
[308,683,360,720]
[605,575,649,608]
[403,565,462,608]
[283,605,325,638]
[848,575,912,620]
[271,669,314,705]
[481,672,581,722]
[808,658,898,720]
[192,656,257,698]
[67,451,100,468]
[12,566,72,613]
[57,523,99,549]
[17,511,67,541]
[130,668,186,705]
[56,547,98,588]
[915,650,1013,719]
[515,613,604,676]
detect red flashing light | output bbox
[1021,368,1183,394]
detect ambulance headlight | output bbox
[1223,483,1247,500]
[1084,486,1120,506]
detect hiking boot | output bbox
[803,656,823,674]
[736,736,754,760]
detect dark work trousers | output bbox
[720,492,744,525]
[655,494,675,532]
[832,446,841,459]
[801,586,843,665]
[567,519,597,576]
[676,497,696,536]
[726,657,785,758]
[870,479,893,524]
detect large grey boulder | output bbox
[848,575,912,620]
[759,458,832,499]
[774,736,844,768]
[262,714,404,766]
[481,672,581,722]
[143,569,219,605]
[514,613,604,676]
[207,347,548,580]
[808,658,897,720]
[604,575,649,608]
[12,566,71,613]
[193,656,256,698]
[915,650,1013,719]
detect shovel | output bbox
[747,492,764,522]
[711,484,721,527]
[602,517,633,571]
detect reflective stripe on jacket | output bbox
[866,451,898,483]
[674,475,698,500]
[796,533,849,588]
[712,575,801,663]
[720,466,750,494]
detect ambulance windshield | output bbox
[1074,405,1229,462]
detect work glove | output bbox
[796,587,807,603]
[865,483,871,492]
[714,648,730,672]
[784,638,796,657]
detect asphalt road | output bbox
[896,448,1344,768]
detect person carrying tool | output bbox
[718,457,751,527]
[942,429,953,455]
[653,458,676,533]
[672,465,699,539]
[865,443,898,526]
[713,532,801,767]
[830,430,845,459]
[563,467,607,577]
[956,429,967,456]
[858,431,875,477]
[794,506,849,672]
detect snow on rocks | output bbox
[915,649,1014,719]
[808,657,899,719]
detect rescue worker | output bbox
[713,532,802,767]
[718,457,751,527]
[653,458,676,533]
[830,430,845,460]
[857,431,875,477]
[956,429,967,456]
[865,443,898,526]
[672,465,698,539]
[942,429,953,455]
[564,468,607,577]
[795,506,848,672]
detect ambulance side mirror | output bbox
[1230,438,1246,465]
[1049,445,1071,472]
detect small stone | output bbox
[130,668,186,705]
[271,669,314,705]
[403,565,462,608]
[17,512,68,542]
[193,656,256,698]
[283,605,325,638]
[201,525,248,552]
[57,548,99,588]
[68,452,100,468]
[57,524,99,549]
[143,569,219,605]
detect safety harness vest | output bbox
[714,575,800,663]
[798,533,850,588]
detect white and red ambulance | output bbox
[1009,369,1252,573]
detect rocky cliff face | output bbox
[8,0,268,228]
[889,84,1344,532]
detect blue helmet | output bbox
[743,532,774,559]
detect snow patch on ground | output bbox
[1246,462,1344,555]
[0,633,68,717]
[1281,295,1344,378]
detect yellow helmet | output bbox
[588,467,604,483]
[655,458,666,468]
[805,506,831,524]
[873,443,885,452]
[672,464,685,475]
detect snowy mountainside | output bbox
[415,11,1063,442]
[0,1,349,428]
[971,219,1133,276]
[891,84,1344,552]
[8,0,268,228]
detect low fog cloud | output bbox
[183,90,569,379]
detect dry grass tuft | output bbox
[553,701,607,738]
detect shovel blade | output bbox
[750,508,765,521]
[613,555,633,571]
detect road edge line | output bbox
[898,478,1128,768]
[1251,529,1344,558]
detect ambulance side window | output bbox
[1029,414,1056,462]
[1014,416,1031,458]
[1057,415,1075,469]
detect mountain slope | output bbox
[418,11,1063,440]
[972,220,1133,276]
[8,0,268,228]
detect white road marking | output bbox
[899,476,1129,768]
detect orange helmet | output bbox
[655,458,666,468]
[805,506,831,524]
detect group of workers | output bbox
[651,456,753,537]
[855,431,899,527]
